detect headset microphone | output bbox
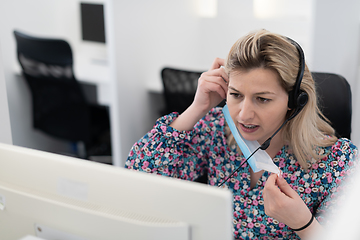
[218,117,289,187]
[259,118,289,150]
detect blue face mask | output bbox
[222,105,280,174]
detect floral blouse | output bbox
[125,108,358,240]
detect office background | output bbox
[0,0,359,167]
[0,46,12,145]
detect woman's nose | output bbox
[238,99,255,122]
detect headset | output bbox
[258,37,308,151]
[218,38,309,186]
[286,37,308,120]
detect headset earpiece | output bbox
[288,88,308,109]
[297,91,308,108]
[288,91,308,120]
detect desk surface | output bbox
[75,56,112,105]
[19,236,45,240]
[74,55,110,85]
[146,78,163,93]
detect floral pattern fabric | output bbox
[125,108,358,240]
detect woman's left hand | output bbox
[263,173,313,230]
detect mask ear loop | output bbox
[221,76,228,104]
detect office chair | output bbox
[14,30,111,160]
[312,72,352,139]
[161,67,225,115]
[161,67,202,115]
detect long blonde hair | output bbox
[225,29,337,169]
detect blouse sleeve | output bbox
[315,138,358,224]
[125,108,225,181]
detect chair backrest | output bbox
[14,30,91,143]
[161,67,203,114]
[312,72,352,139]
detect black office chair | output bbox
[161,67,225,115]
[14,30,112,159]
[161,67,202,115]
[312,72,352,139]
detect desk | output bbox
[74,55,112,106]
[146,78,163,93]
[19,236,45,240]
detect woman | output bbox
[125,29,358,239]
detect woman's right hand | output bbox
[192,58,229,115]
[170,58,228,131]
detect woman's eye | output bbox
[258,97,271,103]
[229,92,241,98]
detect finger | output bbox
[200,74,228,94]
[263,174,280,216]
[209,58,225,71]
[218,67,229,84]
[200,78,227,99]
[264,173,278,188]
[264,174,293,200]
[263,174,280,201]
[276,175,299,199]
[201,68,229,89]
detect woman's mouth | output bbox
[239,123,260,133]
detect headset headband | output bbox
[286,37,308,118]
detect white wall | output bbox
[311,0,360,85]
[0,43,12,145]
[0,0,359,166]
[310,0,360,146]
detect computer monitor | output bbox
[0,143,233,240]
[80,2,106,43]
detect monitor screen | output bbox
[80,3,106,43]
[0,143,233,240]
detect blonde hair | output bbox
[225,29,337,169]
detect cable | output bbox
[217,117,290,187]
[218,145,261,187]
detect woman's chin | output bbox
[239,132,260,143]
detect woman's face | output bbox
[227,68,289,145]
